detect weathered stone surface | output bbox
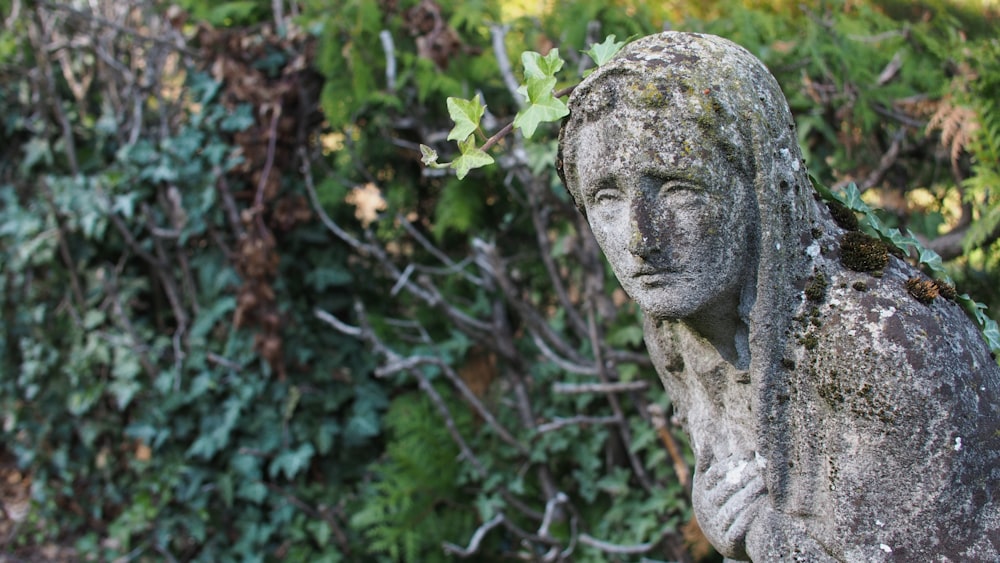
[559,31,1000,562]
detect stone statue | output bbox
[558,31,1000,561]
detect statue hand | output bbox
[692,455,768,560]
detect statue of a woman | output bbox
[558,31,1000,561]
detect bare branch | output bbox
[416,371,489,478]
[530,331,599,375]
[314,308,364,337]
[536,416,619,434]
[538,492,569,538]
[396,213,483,285]
[379,30,397,93]
[553,381,649,394]
[521,169,589,340]
[649,403,692,496]
[578,533,655,555]
[38,0,198,57]
[263,482,352,557]
[206,352,243,372]
[586,309,655,492]
[833,128,906,192]
[490,25,524,109]
[442,513,506,557]
[374,353,527,454]
[475,239,586,364]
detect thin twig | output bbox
[372,353,527,454]
[415,372,489,477]
[536,415,619,434]
[490,25,524,109]
[442,513,506,557]
[531,331,599,375]
[522,169,589,340]
[104,268,158,380]
[314,308,363,337]
[38,1,198,57]
[263,482,352,557]
[537,492,568,538]
[586,308,655,493]
[833,128,906,192]
[37,181,85,323]
[553,381,649,394]
[578,534,655,554]
[206,352,244,372]
[379,30,396,93]
[648,403,691,496]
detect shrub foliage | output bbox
[0,0,997,561]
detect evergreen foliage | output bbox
[0,0,997,561]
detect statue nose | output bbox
[628,199,662,258]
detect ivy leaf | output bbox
[521,49,564,80]
[840,183,870,213]
[918,247,945,273]
[268,443,316,480]
[446,94,486,142]
[584,35,626,67]
[451,136,494,180]
[513,76,569,139]
[419,144,449,169]
[982,318,1000,355]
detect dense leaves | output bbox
[1,0,998,561]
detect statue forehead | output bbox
[571,109,720,180]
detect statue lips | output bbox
[632,266,679,287]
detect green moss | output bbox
[840,231,889,273]
[932,278,957,300]
[906,276,939,304]
[801,333,819,350]
[805,271,828,302]
[827,200,859,231]
[852,280,868,292]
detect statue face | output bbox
[571,109,756,321]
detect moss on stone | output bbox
[805,271,828,302]
[827,200,859,231]
[801,333,819,350]
[933,278,957,300]
[840,231,889,273]
[906,276,939,304]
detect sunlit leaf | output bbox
[451,135,494,180]
[446,94,486,142]
[521,48,564,80]
[513,77,569,138]
[584,35,627,67]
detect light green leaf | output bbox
[419,143,437,165]
[451,136,494,180]
[419,144,449,169]
[513,77,569,138]
[446,94,486,142]
[584,35,626,67]
[522,49,564,80]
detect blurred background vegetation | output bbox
[0,0,998,561]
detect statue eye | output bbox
[658,180,699,195]
[590,187,621,204]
